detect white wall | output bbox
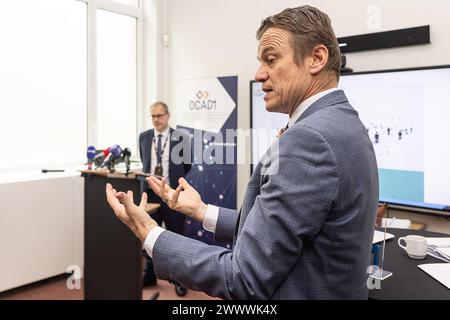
[0,175,84,292]
[145,0,450,210]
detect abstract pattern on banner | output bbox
[175,76,237,248]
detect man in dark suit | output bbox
[107,6,378,299]
[138,101,191,296]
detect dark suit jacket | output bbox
[139,127,192,189]
[152,90,379,299]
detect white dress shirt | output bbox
[150,127,170,183]
[288,87,339,128]
[143,88,338,258]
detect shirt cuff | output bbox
[143,226,165,259]
[203,204,219,233]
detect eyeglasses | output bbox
[151,112,168,119]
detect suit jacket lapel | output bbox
[236,161,263,238]
[234,90,349,239]
[297,90,349,124]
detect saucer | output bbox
[408,253,426,259]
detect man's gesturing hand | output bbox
[147,176,208,222]
[106,183,158,242]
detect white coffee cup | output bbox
[398,235,427,259]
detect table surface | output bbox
[369,228,450,300]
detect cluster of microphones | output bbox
[86,145,132,174]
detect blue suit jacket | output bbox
[139,127,192,189]
[152,90,379,299]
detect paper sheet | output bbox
[426,237,450,247]
[426,237,450,262]
[373,230,395,244]
[418,263,450,290]
[381,218,411,229]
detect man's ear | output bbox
[309,44,329,76]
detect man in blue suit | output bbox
[138,101,191,295]
[107,6,378,299]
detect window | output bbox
[0,0,143,173]
[0,0,87,170]
[96,9,138,155]
[111,0,139,6]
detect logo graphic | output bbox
[189,90,217,110]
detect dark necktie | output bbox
[278,123,289,136]
[156,134,163,164]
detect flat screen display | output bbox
[250,66,450,211]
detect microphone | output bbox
[93,147,110,168]
[86,146,96,170]
[101,145,122,170]
[121,148,132,174]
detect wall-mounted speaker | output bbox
[338,25,430,54]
